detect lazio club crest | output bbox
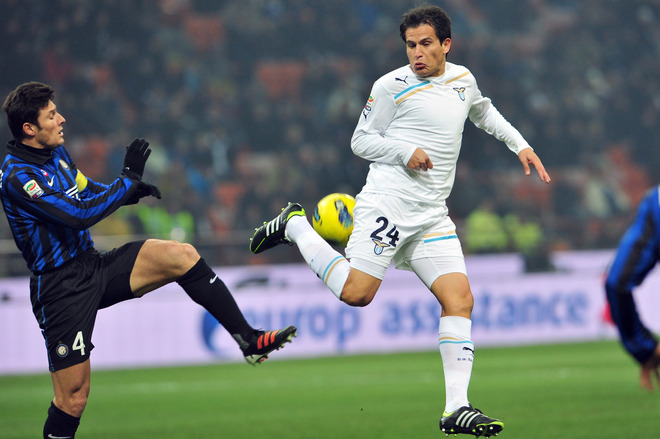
[372,239,390,255]
[453,87,466,101]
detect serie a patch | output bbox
[23,179,44,199]
[362,95,374,119]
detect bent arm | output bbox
[351,81,417,166]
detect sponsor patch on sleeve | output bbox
[23,179,44,199]
[362,95,374,119]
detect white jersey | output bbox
[351,62,531,213]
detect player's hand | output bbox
[518,148,551,183]
[125,181,162,205]
[640,344,660,391]
[407,147,433,172]
[122,138,151,180]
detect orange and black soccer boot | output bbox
[236,326,297,365]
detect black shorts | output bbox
[30,241,146,372]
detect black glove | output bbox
[125,181,162,205]
[122,138,151,180]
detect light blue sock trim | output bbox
[322,255,345,282]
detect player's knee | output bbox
[340,285,374,307]
[58,388,89,418]
[173,241,199,264]
[159,240,200,274]
[68,394,88,417]
[444,292,474,316]
[339,272,380,307]
[456,300,473,316]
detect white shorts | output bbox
[345,193,467,288]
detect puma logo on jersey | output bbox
[395,76,409,85]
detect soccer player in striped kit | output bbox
[605,185,660,391]
[1,82,296,438]
[251,5,551,437]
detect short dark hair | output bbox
[400,5,452,43]
[2,82,55,141]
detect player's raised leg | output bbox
[250,202,352,300]
[132,239,296,365]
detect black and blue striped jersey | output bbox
[605,185,660,364]
[0,140,138,273]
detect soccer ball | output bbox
[312,193,356,246]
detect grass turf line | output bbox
[1,340,658,438]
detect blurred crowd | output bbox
[1,0,659,275]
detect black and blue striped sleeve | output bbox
[5,166,138,230]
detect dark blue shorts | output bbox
[30,241,145,372]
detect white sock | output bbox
[438,316,474,414]
[286,216,350,299]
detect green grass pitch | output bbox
[1,340,659,438]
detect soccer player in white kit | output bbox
[251,5,551,437]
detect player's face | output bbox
[25,100,66,149]
[405,24,451,78]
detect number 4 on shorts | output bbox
[73,331,86,356]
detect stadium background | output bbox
[2,0,659,275]
[1,1,660,436]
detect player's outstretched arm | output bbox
[518,148,551,183]
[640,344,660,391]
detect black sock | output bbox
[177,258,254,341]
[43,402,80,439]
